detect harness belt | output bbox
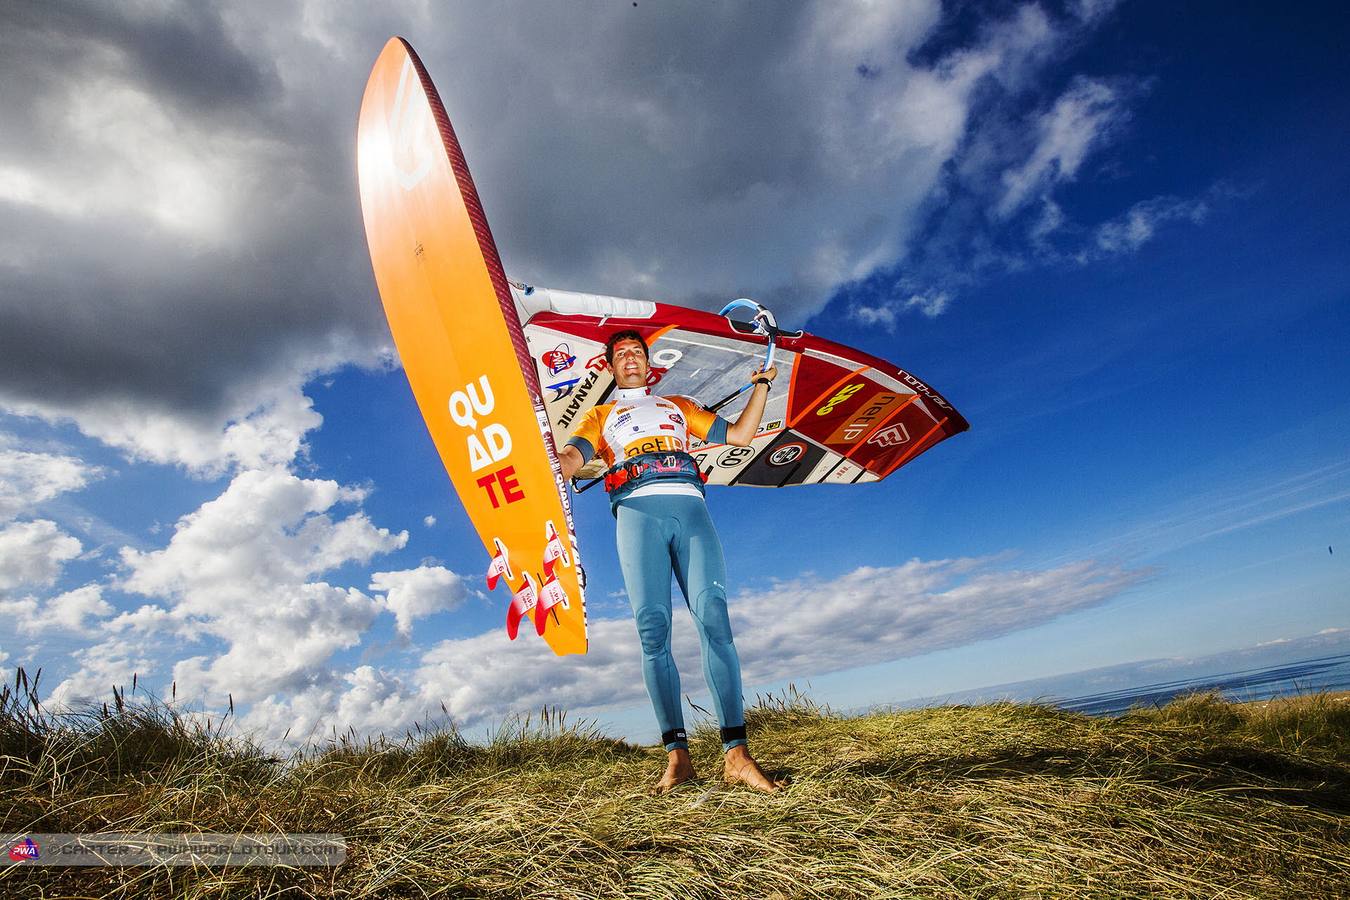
[602,451,709,494]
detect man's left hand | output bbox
[752,365,779,385]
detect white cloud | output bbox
[849,303,898,332]
[1071,0,1122,25]
[170,583,381,702]
[0,1,1123,476]
[108,603,187,638]
[0,597,40,631]
[728,558,1142,687]
[119,468,402,605]
[369,565,473,638]
[46,638,157,709]
[903,292,951,318]
[10,79,265,243]
[0,584,112,637]
[229,555,1142,743]
[111,467,407,702]
[1087,194,1210,258]
[998,78,1126,218]
[1030,197,1066,246]
[3,377,335,480]
[0,444,102,522]
[0,519,82,591]
[422,515,436,528]
[239,665,432,745]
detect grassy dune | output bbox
[2,672,1347,899]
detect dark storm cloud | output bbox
[0,1,1108,468]
[3,0,277,112]
[0,0,389,456]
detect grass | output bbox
[2,670,1347,898]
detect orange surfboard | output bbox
[357,37,587,655]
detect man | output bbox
[557,329,781,793]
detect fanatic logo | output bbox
[547,377,580,401]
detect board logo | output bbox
[390,59,433,190]
[768,443,805,466]
[541,343,576,376]
[868,424,911,448]
[449,375,526,508]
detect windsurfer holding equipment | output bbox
[557,330,781,794]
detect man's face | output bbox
[609,338,650,388]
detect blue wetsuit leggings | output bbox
[615,494,747,752]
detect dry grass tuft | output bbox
[2,670,1347,899]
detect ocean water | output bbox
[1056,653,1350,715]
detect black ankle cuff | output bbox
[661,728,688,747]
[720,724,747,744]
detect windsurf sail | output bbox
[357,36,965,660]
[514,284,968,487]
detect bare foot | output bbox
[652,748,698,795]
[723,745,782,792]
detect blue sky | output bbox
[1,0,1346,746]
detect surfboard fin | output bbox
[505,573,537,640]
[534,570,570,636]
[486,538,513,591]
[542,521,569,578]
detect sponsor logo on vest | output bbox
[625,436,681,457]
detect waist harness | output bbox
[603,451,709,506]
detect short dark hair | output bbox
[604,329,648,365]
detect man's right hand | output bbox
[558,444,584,481]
